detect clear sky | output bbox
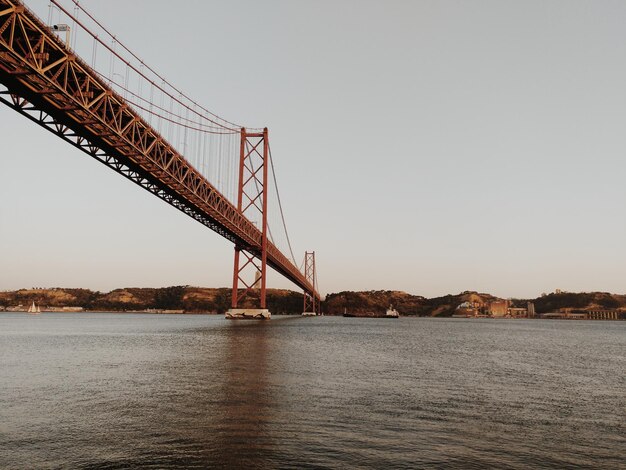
[2,0,626,298]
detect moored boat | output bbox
[342,306,399,318]
[385,304,399,318]
[27,301,41,315]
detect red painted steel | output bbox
[0,0,320,302]
[303,251,319,314]
[231,128,270,309]
[260,129,269,308]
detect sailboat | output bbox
[27,301,41,315]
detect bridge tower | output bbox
[302,251,319,316]
[227,128,271,319]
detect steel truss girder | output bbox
[0,86,235,239]
[0,0,318,299]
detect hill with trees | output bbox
[323,290,501,317]
[0,286,303,314]
[2,287,625,317]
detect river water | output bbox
[0,313,624,469]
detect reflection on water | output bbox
[214,321,273,467]
[0,313,625,469]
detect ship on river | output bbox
[343,305,399,318]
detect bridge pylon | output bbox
[302,251,319,316]
[227,128,271,320]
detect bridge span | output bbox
[0,0,320,316]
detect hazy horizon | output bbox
[2,0,626,298]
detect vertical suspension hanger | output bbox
[196,104,204,169]
[124,64,129,101]
[202,120,208,178]
[158,80,165,134]
[91,34,97,69]
[138,63,143,104]
[222,128,227,195]
[71,3,78,49]
[174,96,180,153]
[108,36,115,86]
[191,103,196,164]
[183,104,189,158]
[149,82,155,126]
[229,132,234,202]
[167,94,173,144]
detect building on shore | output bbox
[508,307,527,318]
[586,310,622,320]
[487,301,536,318]
[453,301,483,317]
[541,310,623,320]
[489,300,509,317]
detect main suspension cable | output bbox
[66,0,247,131]
[268,142,297,266]
[101,74,238,134]
[49,0,244,132]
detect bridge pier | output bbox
[226,308,271,320]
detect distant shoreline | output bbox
[2,311,624,322]
[2,287,625,320]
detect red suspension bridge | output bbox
[0,0,320,318]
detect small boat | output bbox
[342,307,355,317]
[27,301,41,315]
[342,306,399,318]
